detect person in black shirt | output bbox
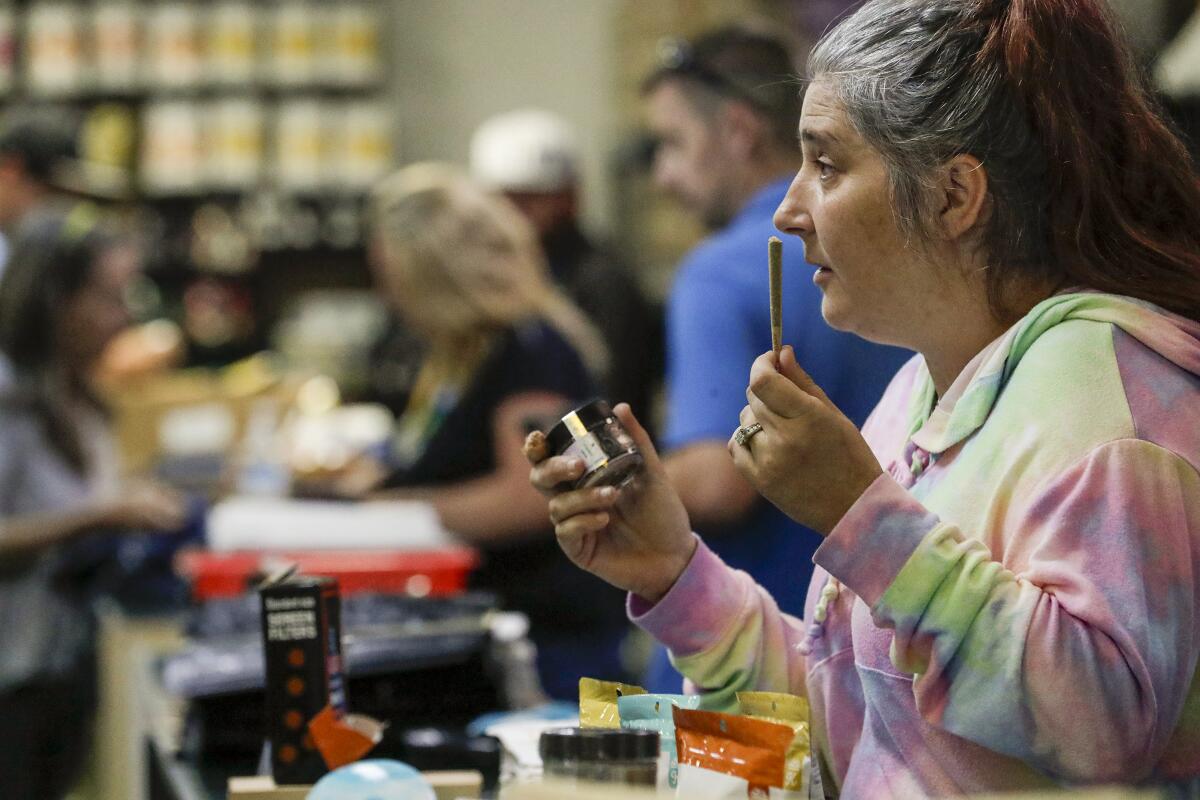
[470,109,660,424]
[362,163,631,699]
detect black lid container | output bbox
[545,400,643,489]
[539,727,660,786]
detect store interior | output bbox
[0,1,1197,799]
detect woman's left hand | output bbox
[729,345,883,535]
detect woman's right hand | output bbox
[98,480,188,532]
[526,403,695,603]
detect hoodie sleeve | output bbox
[816,437,1200,782]
[629,535,809,710]
[627,360,925,710]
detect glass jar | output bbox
[539,727,659,787]
[545,400,643,489]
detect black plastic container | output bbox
[539,727,659,787]
[545,400,643,489]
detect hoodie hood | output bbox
[906,292,1200,455]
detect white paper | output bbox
[675,763,752,799]
[485,716,580,785]
[207,495,457,551]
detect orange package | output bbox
[673,706,794,798]
[307,705,385,771]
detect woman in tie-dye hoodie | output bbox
[529,0,1200,796]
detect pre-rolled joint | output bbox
[769,236,783,354]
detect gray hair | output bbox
[811,0,1200,324]
[808,0,1052,313]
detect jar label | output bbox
[564,432,609,472]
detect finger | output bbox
[738,404,756,428]
[613,403,663,471]
[749,353,820,419]
[749,370,814,419]
[530,455,586,492]
[727,430,758,477]
[548,486,618,525]
[555,514,609,558]
[523,430,550,465]
[779,345,835,408]
[746,390,788,429]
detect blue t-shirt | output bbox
[664,177,913,615]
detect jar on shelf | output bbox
[329,101,392,192]
[273,99,326,193]
[145,2,203,90]
[141,101,204,195]
[269,2,316,88]
[24,2,86,96]
[326,3,382,87]
[206,97,264,191]
[206,1,258,87]
[92,2,140,93]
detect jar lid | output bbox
[545,398,613,455]
[539,727,659,763]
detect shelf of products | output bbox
[1,1,395,365]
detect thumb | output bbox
[779,345,835,408]
[613,403,663,472]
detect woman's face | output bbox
[773,81,948,347]
[58,242,137,371]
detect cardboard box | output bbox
[106,356,291,476]
[260,575,349,784]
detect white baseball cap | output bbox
[469,108,578,192]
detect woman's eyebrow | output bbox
[800,128,840,146]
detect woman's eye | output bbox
[817,160,836,181]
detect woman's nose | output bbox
[773,171,813,237]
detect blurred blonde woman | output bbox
[367,163,629,698]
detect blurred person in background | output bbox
[0,204,186,800]
[470,108,660,425]
[362,163,631,699]
[0,108,87,276]
[638,22,913,691]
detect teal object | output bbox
[307,759,435,800]
[617,693,702,789]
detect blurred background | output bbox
[0,0,1194,380]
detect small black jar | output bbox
[539,727,660,787]
[545,400,643,489]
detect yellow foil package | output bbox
[579,678,645,728]
[737,691,811,792]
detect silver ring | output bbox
[734,422,764,447]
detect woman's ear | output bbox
[939,154,989,241]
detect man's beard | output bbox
[700,197,735,231]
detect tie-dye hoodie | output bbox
[630,292,1200,797]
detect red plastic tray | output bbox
[175,547,479,600]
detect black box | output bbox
[259,575,345,784]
